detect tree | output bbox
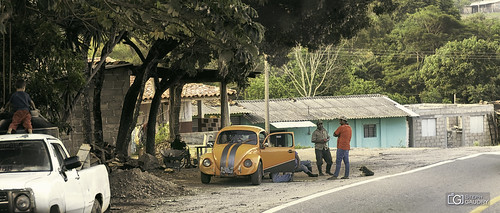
[246,0,396,66]
[373,5,464,102]
[419,36,500,103]
[390,6,463,62]
[392,0,460,21]
[341,0,466,104]
[242,66,300,99]
[281,44,347,97]
[462,13,500,42]
[113,0,265,158]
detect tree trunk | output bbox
[81,33,93,144]
[146,86,162,155]
[82,89,93,144]
[93,66,105,161]
[115,39,180,159]
[145,75,182,155]
[168,83,184,141]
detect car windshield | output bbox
[217,130,258,145]
[0,140,51,173]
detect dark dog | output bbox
[359,165,374,176]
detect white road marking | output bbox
[263,152,500,213]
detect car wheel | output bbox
[91,198,102,213]
[201,172,211,184]
[49,206,60,213]
[251,162,262,185]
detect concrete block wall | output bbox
[199,118,221,131]
[62,67,131,155]
[411,116,447,148]
[406,104,494,148]
[462,115,492,146]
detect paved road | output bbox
[266,153,500,213]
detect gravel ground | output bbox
[109,146,500,212]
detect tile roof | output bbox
[236,94,417,124]
[131,77,237,101]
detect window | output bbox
[259,132,266,144]
[268,133,293,147]
[363,124,377,138]
[217,130,258,145]
[470,116,484,133]
[0,140,51,172]
[51,143,68,167]
[422,119,436,137]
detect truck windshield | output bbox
[0,140,51,173]
[217,130,258,145]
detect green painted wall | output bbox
[239,117,408,148]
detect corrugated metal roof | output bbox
[237,94,417,124]
[271,121,317,129]
[471,0,500,6]
[193,104,251,116]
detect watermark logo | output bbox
[447,192,490,206]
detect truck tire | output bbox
[91,198,102,213]
[201,172,211,184]
[251,162,262,185]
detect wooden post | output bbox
[2,30,5,105]
[220,81,230,128]
[264,56,270,132]
[197,100,203,132]
[8,23,11,95]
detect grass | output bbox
[295,145,312,149]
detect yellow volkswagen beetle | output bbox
[199,125,295,185]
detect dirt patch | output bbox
[108,146,500,212]
[109,168,194,209]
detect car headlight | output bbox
[202,158,211,167]
[243,159,253,168]
[15,194,31,211]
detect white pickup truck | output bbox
[0,134,110,213]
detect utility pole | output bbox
[264,55,270,133]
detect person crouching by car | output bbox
[294,151,318,177]
[272,151,318,183]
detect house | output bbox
[136,78,236,133]
[405,103,496,148]
[464,0,500,14]
[233,94,418,148]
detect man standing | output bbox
[311,121,333,176]
[329,116,352,180]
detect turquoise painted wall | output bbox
[238,117,408,148]
[379,117,408,148]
